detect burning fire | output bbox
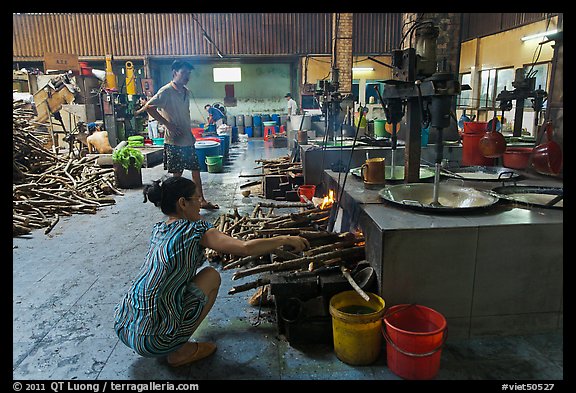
[320,189,335,209]
[353,227,365,246]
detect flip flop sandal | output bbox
[167,342,217,367]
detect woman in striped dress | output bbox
[114,176,309,367]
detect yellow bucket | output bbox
[329,290,386,365]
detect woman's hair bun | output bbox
[142,179,162,206]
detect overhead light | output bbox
[352,67,374,72]
[521,29,559,41]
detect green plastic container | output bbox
[206,155,223,173]
[374,119,388,137]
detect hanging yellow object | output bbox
[125,61,136,95]
[105,55,117,90]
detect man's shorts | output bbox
[163,144,200,173]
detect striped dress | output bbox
[114,219,214,357]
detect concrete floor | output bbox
[13,139,563,381]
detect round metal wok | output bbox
[489,185,563,209]
[378,183,499,213]
[440,166,522,181]
[350,166,436,182]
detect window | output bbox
[523,63,549,109]
[352,82,359,102]
[495,68,515,102]
[213,67,241,82]
[457,73,472,108]
[479,67,514,109]
[479,69,495,108]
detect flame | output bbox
[320,189,335,209]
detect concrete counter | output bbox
[323,169,563,339]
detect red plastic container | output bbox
[297,185,316,203]
[383,304,447,380]
[79,61,93,76]
[192,127,204,139]
[502,147,533,169]
[461,122,495,166]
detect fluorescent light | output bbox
[213,67,241,82]
[352,67,374,72]
[521,29,558,41]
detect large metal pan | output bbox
[489,185,563,209]
[378,183,499,213]
[350,166,436,182]
[440,166,522,181]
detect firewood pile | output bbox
[13,99,122,237]
[205,202,366,297]
[240,155,305,201]
[254,155,301,176]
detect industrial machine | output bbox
[99,61,146,147]
[376,22,464,206]
[314,69,355,140]
[495,68,548,137]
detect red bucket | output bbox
[382,304,447,380]
[461,122,495,166]
[297,185,316,203]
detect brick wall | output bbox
[401,13,461,75]
[332,13,353,93]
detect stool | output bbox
[264,126,276,141]
[279,125,286,135]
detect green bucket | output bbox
[374,119,388,138]
[206,155,223,173]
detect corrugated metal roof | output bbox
[13,13,402,61]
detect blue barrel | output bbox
[253,114,262,127]
[232,126,238,143]
[245,126,253,137]
[195,140,221,172]
[217,134,230,159]
[271,114,280,125]
[261,114,271,123]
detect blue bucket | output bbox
[245,126,254,138]
[217,134,230,158]
[195,140,221,172]
[421,126,430,146]
[253,115,262,127]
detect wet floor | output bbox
[13,139,563,382]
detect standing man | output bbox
[204,104,225,128]
[136,94,159,139]
[140,60,219,210]
[285,93,298,119]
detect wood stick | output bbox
[304,237,364,257]
[341,266,370,302]
[232,246,366,280]
[258,202,313,209]
[254,227,314,236]
[240,180,262,189]
[228,278,271,295]
[222,254,261,270]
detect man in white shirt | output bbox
[285,93,298,118]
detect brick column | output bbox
[401,13,462,75]
[331,13,353,94]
